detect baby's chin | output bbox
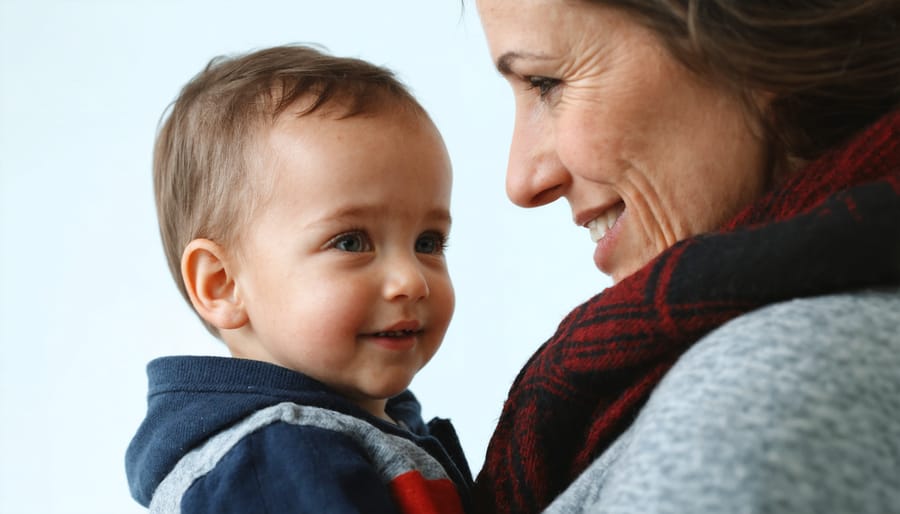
[347,376,416,404]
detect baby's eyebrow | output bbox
[307,206,452,227]
[428,209,452,226]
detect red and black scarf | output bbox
[474,111,900,514]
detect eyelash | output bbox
[525,75,561,99]
[416,231,449,256]
[326,230,449,255]
[328,230,372,253]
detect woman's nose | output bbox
[383,254,430,302]
[505,107,569,208]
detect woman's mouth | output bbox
[586,202,625,242]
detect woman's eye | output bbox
[331,232,372,253]
[526,76,561,98]
[415,232,448,255]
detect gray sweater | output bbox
[545,288,900,514]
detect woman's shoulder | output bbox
[667,284,900,417]
[657,286,900,449]
[546,287,900,514]
[700,286,900,352]
[674,286,900,388]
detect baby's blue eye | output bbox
[332,232,371,253]
[415,232,447,255]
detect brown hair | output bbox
[588,0,900,163]
[153,44,422,333]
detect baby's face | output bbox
[228,104,454,420]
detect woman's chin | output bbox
[595,246,647,285]
[608,270,624,285]
[592,215,625,278]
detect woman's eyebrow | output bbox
[495,51,552,75]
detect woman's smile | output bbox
[481,0,769,282]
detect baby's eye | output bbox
[525,75,561,99]
[415,232,448,255]
[330,231,372,253]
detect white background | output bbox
[0,1,609,512]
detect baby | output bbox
[126,45,472,513]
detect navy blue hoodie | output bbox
[126,356,472,513]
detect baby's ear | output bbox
[181,239,248,330]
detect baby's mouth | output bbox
[370,329,421,338]
[366,320,423,338]
[587,203,625,243]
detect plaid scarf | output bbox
[474,110,900,514]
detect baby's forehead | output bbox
[235,99,451,239]
[276,91,428,129]
[269,83,425,123]
[261,97,441,155]
[247,97,448,188]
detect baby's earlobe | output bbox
[181,239,248,330]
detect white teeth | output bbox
[587,204,625,243]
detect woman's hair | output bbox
[154,44,421,332]
[591,0,900,163]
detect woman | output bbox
[474,1,900,513]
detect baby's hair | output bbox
[153,44,423,335]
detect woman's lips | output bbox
[586,202,626,274]
[586,202,626,242]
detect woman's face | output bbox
[478,0,770,283]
